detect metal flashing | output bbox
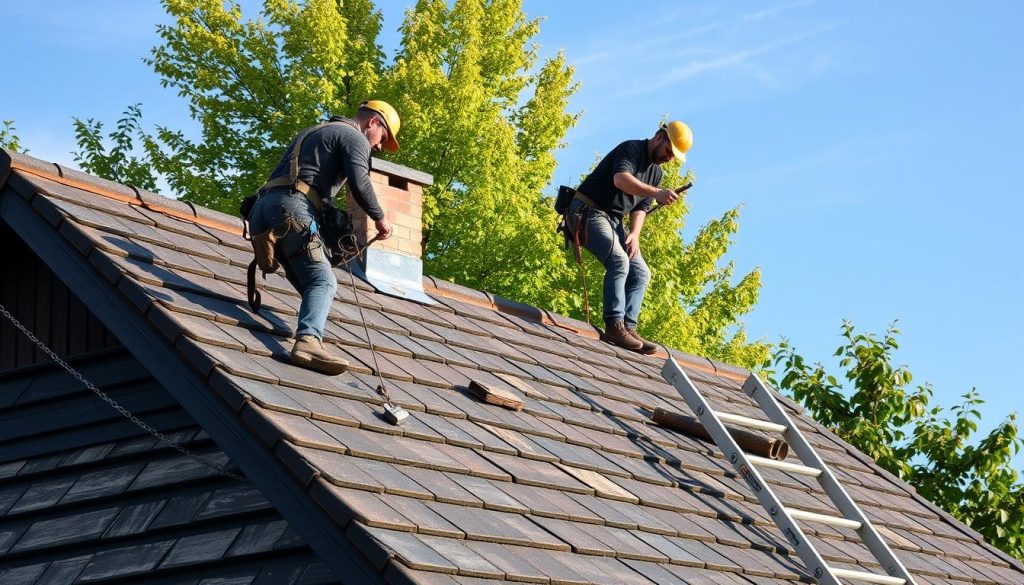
[362,247,436,305]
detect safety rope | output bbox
[571,212,592,325]
[0,302,244,482]
[337,233,398,411]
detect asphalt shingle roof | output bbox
[1,148,1021,585]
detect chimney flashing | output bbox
[351,158,435,304]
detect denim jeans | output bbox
[567,199,651,326]
[248,189,336,339]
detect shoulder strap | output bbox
[287,121,331,183]
[287,118,360,182]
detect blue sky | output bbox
[3,1,1022,469]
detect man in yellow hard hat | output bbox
[565,121,692,354]
[246,100,401,374]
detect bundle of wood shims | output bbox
[468,379,525,411]
[652,407,789,460]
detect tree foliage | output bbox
[771,321,1023,560]
[634,162,766,367]
[72,104,159,191]
[0,120,24,152]
[72,0,766,367]
[142,0,385,210]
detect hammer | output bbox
[647,180,694,216]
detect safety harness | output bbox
[556,186,597,324]
[241,120,351,313]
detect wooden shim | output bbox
[468,380,524,411]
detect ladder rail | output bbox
[661,359,843,585]
[741,373,918,585]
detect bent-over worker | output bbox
[566,121,692,354]
[247,100,400,374]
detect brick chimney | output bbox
[346,158,433,258]
[345,158,435,304]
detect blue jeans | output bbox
[248,189,336,339]
[567,199,651,326]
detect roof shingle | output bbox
[1,149,1021,584]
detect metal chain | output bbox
[0,303,244,481]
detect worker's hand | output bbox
[624,232,640,259]
[375,217,393,240]
[653,188,679,206]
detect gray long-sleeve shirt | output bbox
[267,116,384,220]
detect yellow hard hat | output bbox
[360,100,401,152]
[663,120,693,161]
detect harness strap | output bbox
[247,260,262,313]
[258,118,354,213]
[564,199,592,325]
[573,191,597,209]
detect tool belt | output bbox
[240,120,355,312]
[555,187,602,249]
[259,177,324,212]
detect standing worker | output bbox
[246,101,400,374]
[566,121,692,354]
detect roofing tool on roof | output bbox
[661,357,919,585]
[652,406,789,460]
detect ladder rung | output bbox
[831,567,906,585]
[716,411,788,433]
[786,507,862,530]
[748,455,821,477]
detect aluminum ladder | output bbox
[661,358,917,585]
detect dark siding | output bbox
[0,349,340,584]
[0,220,119,371]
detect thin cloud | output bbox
[572,22,723,66]
[616,25,835,98]
[743,0,819,21]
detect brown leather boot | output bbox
[625,326,659,355]
[291,335,349,375]
[600,319,644,352]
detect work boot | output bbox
[625,326,659,355]
[601,319,644,352]
[291,335,349,375]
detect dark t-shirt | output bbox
[267,116,384,220]
[577,138,662,217]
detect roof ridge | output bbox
[0,149,244,236]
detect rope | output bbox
[0,303,244,482]
[571,211,592,325]
[337,233,397,410]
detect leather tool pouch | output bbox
[554,185,576,215]
[555,185,577,248]
[251,228,280,273]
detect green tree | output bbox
[88,0,766,367]
[379,0,579,310]
[632,162,765,367]
[144,0,384,210]
[771,321,1023,559]
[0,120,24,152]
[72,104,159,191]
